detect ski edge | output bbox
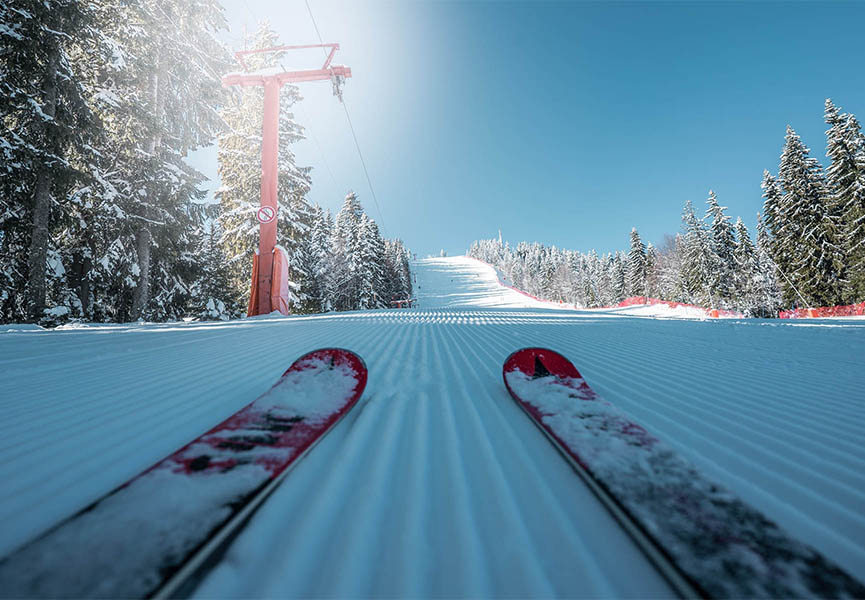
[150,395,361,599]
[502,347,704,600]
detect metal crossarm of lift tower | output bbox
[221,43,352,317]
[222,43,352,87]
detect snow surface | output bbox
[0,256,864,598]
[594,303,712,320]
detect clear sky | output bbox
[191,0,865,257]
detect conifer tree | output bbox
[0,0,99,322]
[755,213,782,316]
[111,1,230,321]
[645,242,659,298]
[331,192,364,310]
[191,213,234,320]
[626,227,647,297]
[611,253,626,303]
[705,191,736,304]
[825,99,865,300]
[656,234,683,302]
[778,126,845,306]
[680,200,714,305]
[584,250,600,306]
[760,171,787,279]
[361,215,388,309]
[732,217,757,311]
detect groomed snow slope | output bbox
[1,256,864,597]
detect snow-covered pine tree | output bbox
[755,212,782,316]
[732,217,757,312]
[705,191,736,304]
[584,250,600,307]
[778,126,845,307]
[190,209,234,320]
[355,214,386,309]
[539,248,556,300]
[0,0,99,322]
[680,200,714,306]
[380,239,399,304]
[561,251,581,305]
[626,227,647,297]
[392,239,413,300]
[330,192,365,310]
[218,22,313,313]
[657,234,684,302]
[295,206,338,313]
[293,204,324,313]
[645,242,659,298]
[611,252,626,304]
[76,0,231,322]
[825,99,865,301]
[760,170,786,279]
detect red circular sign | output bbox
[257,206,276,224]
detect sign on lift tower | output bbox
[222,44,352,316]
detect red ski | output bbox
[0,348,367,599]
[504,347,865,599]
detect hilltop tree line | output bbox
[470,194,781,317]
[470,99,864,316]
[1,5,410,324]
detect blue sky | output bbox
[192,0,865,256]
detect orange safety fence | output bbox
[779,301,865,319]
[616,296,742,318]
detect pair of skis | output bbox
[1,348,863,598]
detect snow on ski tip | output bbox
[0,348,367,600]
[503,347,865,599]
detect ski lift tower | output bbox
[222,44,352,316]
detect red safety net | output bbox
[779,301,865,319]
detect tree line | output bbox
[1,5,410,324]
[470,99,864,316]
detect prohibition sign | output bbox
[257,206,276,224]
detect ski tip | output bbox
[287,348,369,396]
[503,347,582,385]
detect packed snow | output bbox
[0,256,863,598]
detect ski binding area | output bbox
[503,347,865,598]
[0,349,367,598]
[1,257,864,598]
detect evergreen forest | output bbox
[1,5,411,324]
[470,100,865,317]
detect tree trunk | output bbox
[130,227,152,320]
[72,250,92,318]
[26,45,60,322]
[130,58,163,321]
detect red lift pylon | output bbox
[222,44,352,316]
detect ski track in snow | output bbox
[0,256,863,597]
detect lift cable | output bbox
[304,0,389,237]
